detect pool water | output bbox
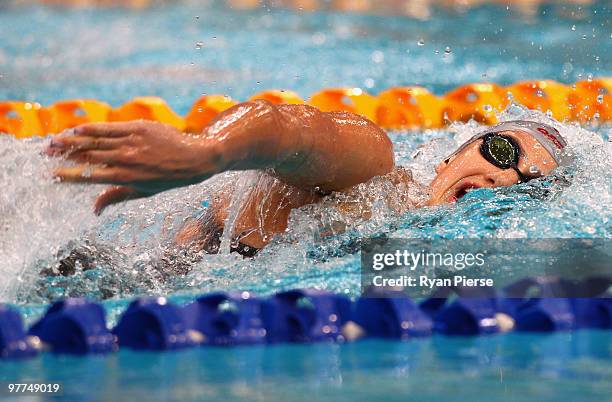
[0,1,611,401]
[1,332,610,402]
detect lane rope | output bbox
[1,78,610,138]
[1,276,610,357]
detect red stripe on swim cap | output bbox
[536,127,565,149]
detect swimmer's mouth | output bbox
[450,183,481,202]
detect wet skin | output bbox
[47,100,558,251]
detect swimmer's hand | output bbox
[47,121,222,212]
[47,100,393,213]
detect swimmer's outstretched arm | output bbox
[49,100,394,212]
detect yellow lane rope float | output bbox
[1,78,610,138]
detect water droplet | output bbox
[529,165,539,174]
[571,25,576,31]
[596,94,604,104]
[444,46,452,55]
[483,104,493,112]
[417,39,425,46]
[195,41,204,50]
[312,32,326,45]
[371,50,384,63]
[364,78,375,88]
[195,15,200,20]
[582,34,587,40]
[82,166,93,178]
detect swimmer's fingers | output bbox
[54,166,157,184]
[47,136,128,156]
[73,122,144,137]
[94,185,144,215]
[66,150,130,165]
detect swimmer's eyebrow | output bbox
[74,122,140,137]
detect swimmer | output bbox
[47,100,571,257]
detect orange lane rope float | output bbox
[1,78,610,138]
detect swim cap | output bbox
[445,120,573,166]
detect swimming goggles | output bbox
[479,133,535,183]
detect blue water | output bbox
[1,332,611,401]
[1,1,611,401]
[0,1,610,111]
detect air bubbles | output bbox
[371,50,384,63]
[444,46,452,55]
[417,39,425,46]
[529,165,539,174]
[364,78,375,89]
[195,41,204,50]
[311,32,326,45]
[596,94,604,104]
[483,104,493,112]
[571,25,576,31]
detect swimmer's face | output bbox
[428,130,559,205]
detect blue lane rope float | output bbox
[28,298,115,355]
[0,276,610,358]
[260,289,352,343]
[353,289,433,338]
[112,297,196,351]
[0,305,39,359]
[182,292,267,346]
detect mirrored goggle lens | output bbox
[486,136,517,167]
